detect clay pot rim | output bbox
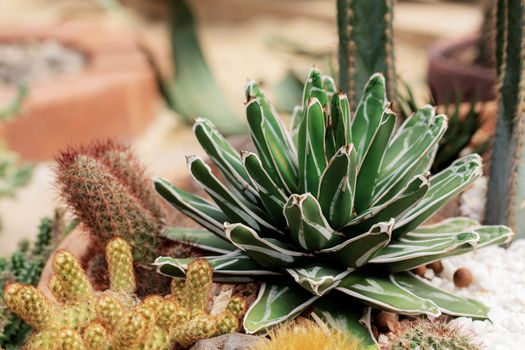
[428,32,494,79]
[0,21,158,161]
[0,22,148,95]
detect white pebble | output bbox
[429,241,525,349]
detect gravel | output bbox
[378,176,525,349]
[0,41,85,86]
[430,241,525,350]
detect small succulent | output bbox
[2,238,246,350]
[387,318,481,350]
[153,69,512,346]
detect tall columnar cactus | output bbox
[2,238,246,350]
[153,69,512,347]
[337,0,396,109]
[485,0,525,237]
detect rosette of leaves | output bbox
[153,69,513,347]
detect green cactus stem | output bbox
[337,0,396,110]
[485,0,525,237]
[2,240,246,350]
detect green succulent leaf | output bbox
[242,151,288,228]
[318,144,358,229]
[393,154,483,238]
[284,193,344,251]
[322,75,337,94]
[369,226,483,271]
[354,110,396,212]
[246,98,298,194]
[373,109,448,205]
[452,225,514,252]
[328,92,353,155]
[290,105,304,148]
[351,73,387,165]
[314,298,378,349]
[244,282,319,334]
[343,175,429,235]
[302,67,327,107]
[337,273,441,317]
[286,264,351,296]
[225,223,314,269]
[392,272,489,319]
[153,177,228,239]
[298,98,327,196]
[193,118,259,204]
[154,253,280,283]
[410,217,479,234]
[187,156,282,236]
[162,226,237,254]
[245,80,297,158]
[319,220,393,268]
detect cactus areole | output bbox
[154,69,513,346]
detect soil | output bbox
[0,40,86,86]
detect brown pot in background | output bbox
[427,33,496,105]
[0,22,158,161]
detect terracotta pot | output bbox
[427,33,496,105]
[38,227,91,299]
[0,22,158,161]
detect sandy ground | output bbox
[0,0,481,254]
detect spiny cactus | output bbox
[56,141,169,294]
[2,238,246,349]
[56,142,163,262]
[106,238,136,294]
[0,213,66,349]
[485,0,525,238]
[387,318,481,350]
[53,250,94,302]
[337,0,396,110]
[89,140,166,221]
[181,258,212,315]
[250,319,364,350]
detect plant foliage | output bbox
[153,69,512,346]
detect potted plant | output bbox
[426,0,496,104]
[0,22,158,161]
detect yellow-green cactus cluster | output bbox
[2,238,247,350]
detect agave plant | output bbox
[153,69,512,347]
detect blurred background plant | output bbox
[0,84,32,203]
[97,0,246,134]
